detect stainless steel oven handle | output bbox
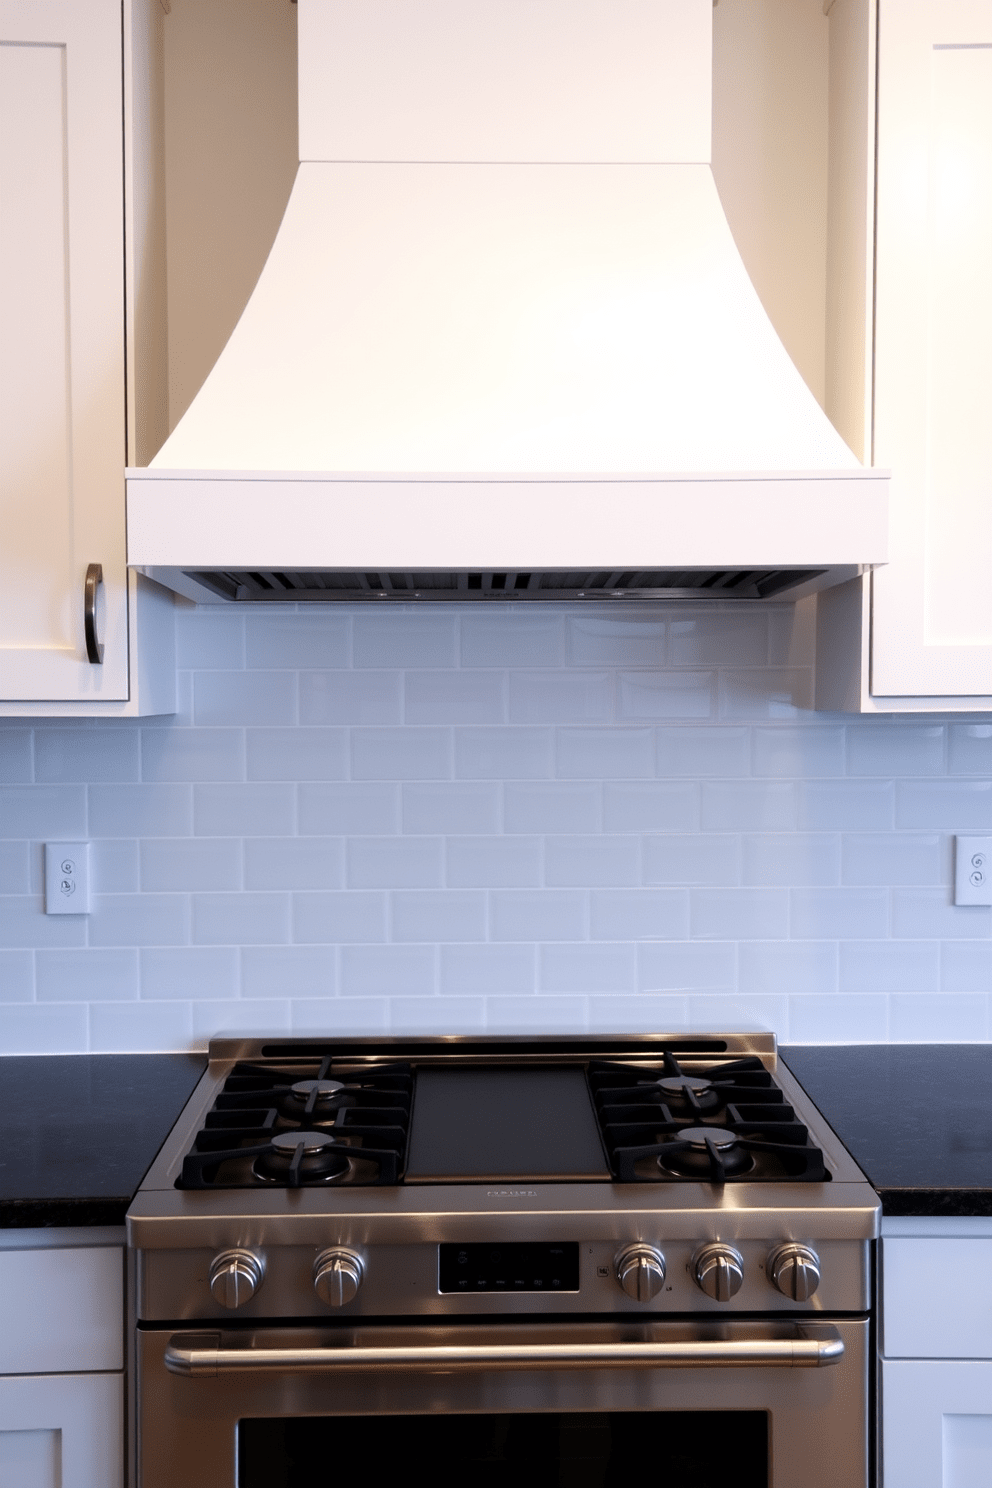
[164,1330,844,1378]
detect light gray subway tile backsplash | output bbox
[439,943,537,996]
[741,834,841,887]
[91,783,192,838]
[566,615,665,668]
[509,670,613,724]
[556,727,654,780]
[404,670,507,725]
[299,672,401,726]
[461,611,565,668]
[503,781,601,834]
[241,945,335,999]
[445,836,542,888]
[603,782,699,833]
[0,841,30,895]
[140,947,239,1000]
[142,727,245,783]
[401,782,501,836]
[941,940,992,992]
[193,671,296,727]
[847,724,945,776]
[190,892,290,946]
[141,838,243,892]
[354,610,457,669]
[298,782,399,836]
[35,728,140,783]
[838,940,941,995]
[690,888,790,941]
[193,783,295,836]
[89,893,190,948]
[0,949,34,1002]
[351,726,451,780]
[0,1001,89,1052]
[539,942,637,994]
[244,837,345,891]
[346,837,443,889]
[589,888,689,942]
[643,834,740,887]
[948,723,992,775]
[246,727,349,780]
[340,944,436,996]
[36,948,139,1001]
[2,784,87,838]
[544,836,640,887]
[292,891,388,944]
[391,890,487,943]
[175,607,245,670]
[245,610,349,670]
[0,730,33,783]
[454,726,555,780]
[5,603,992,1050]
[669,611,768,668]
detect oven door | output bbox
[136,1317,869,1488]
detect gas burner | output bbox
[655,1075,721,1114]
[281,1079,347,1119]
[253,1130,351,1186]
[658,1126,753,1180]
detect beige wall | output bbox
[163,0,297,431]
[712,0,830,406]
[160,0,832,436]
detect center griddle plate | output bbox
[405,1068,610,1183]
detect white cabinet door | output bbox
[872,0,992,698]
[883,1360,992,1488]
[0,0,128,701]
[0,1373,123,1488]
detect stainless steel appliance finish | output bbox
[128,1034,879,1488]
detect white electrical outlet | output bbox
[954,836,992,907]
[45,842,90,914]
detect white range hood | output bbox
[127,0,888,604]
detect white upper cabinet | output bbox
[818,0,992,710]
[0,0,172,715]
[873,0,992,701]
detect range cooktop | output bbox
[171,1039,828,1190]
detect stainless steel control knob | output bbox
[313,1248,364,1308]
[692,1243,745,1302]
[768,1243,821,1302]
[616,1244,666,1302]
[209,1249,264,1309]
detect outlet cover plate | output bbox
[45,842,90,915]
[955,836,992,907]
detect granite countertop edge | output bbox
[0,1052,207,1230]
[5,1046,992,1227]
[781,1043,992,1218]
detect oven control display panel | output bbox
[439,1243,580,1293]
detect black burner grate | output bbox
[589,1052,828,1183]
[176,1056,412,1188]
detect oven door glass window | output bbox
[238,1411,769,1488]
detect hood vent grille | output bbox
[186,567,828,603]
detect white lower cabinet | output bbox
[0,1233,124,1488]
[881,1223,992,1487]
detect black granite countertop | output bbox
[5,1045,991,1225]
[0,1054,206,1228]
[782,1044,992,1217]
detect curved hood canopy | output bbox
[127,0,887,604]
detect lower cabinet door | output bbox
[883,1359,992,1488]
[0,1372,122,1488]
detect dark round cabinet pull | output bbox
[84,563,104,664]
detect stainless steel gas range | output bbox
[127,1034,879,1488]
